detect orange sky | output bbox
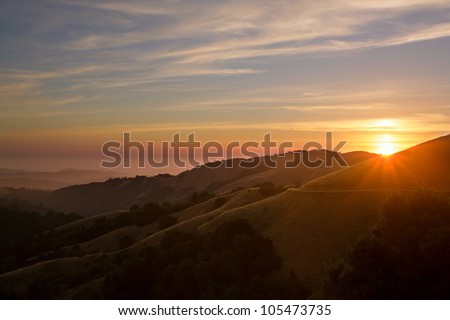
[0,1,449,174]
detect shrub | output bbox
[323,190,450,299]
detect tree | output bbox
[323,190,450,299]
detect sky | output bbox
[0,0,449,174]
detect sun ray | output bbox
[376,134,397,156]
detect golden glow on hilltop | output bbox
[376,134,397,156]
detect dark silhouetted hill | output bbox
[45,151,377,215]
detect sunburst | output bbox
[376,134,396,156]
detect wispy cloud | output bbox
[2,65,104,79]
[93,1,170,16]
[282,104,388,111]
[48,0,450,111]
[0,0,449,160]
[81,114,450,134]
[0,81,39,94]
[63,0,450,55]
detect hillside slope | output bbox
[303,134,450,191]
[45,150,376,215]
[1,135,448,298]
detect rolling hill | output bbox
[0,134,449,298]
[303,134,450,190]
[43,150,377,215]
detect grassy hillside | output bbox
[1,135,449,299]
[303,134,450,191]
[54,188,265,256]
[197,189,389,290]
[214,151,377,193]
[41,150,376,215]
[0,189,386,296]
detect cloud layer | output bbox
[0,0,449,164]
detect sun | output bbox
[376,134,396,156]
[377,144,395,156]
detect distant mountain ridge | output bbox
[0,168,123,190]
[43,150,378,215]
[4,134,450,216]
